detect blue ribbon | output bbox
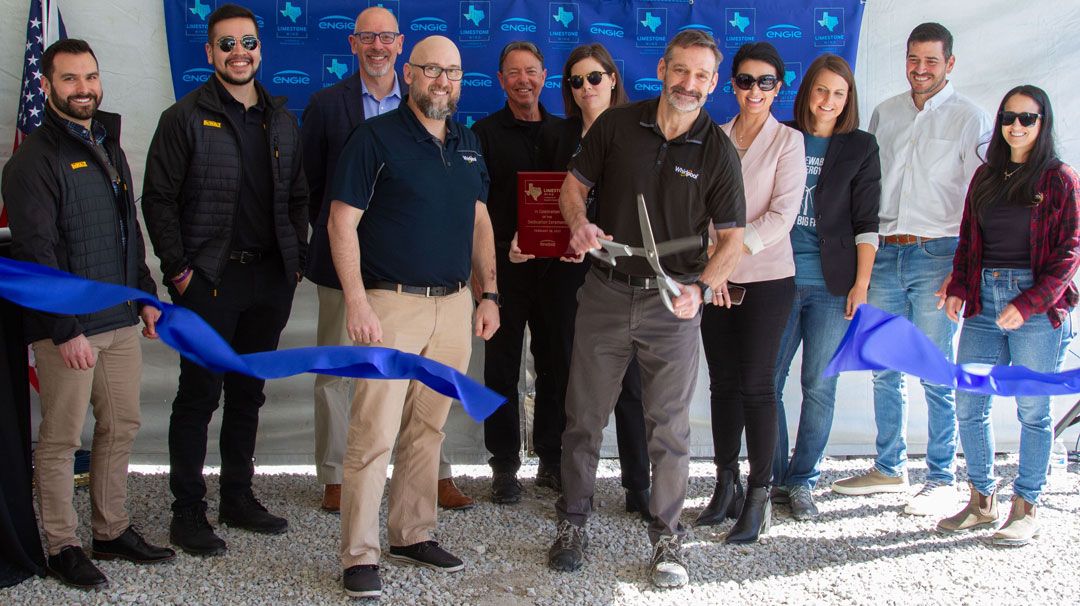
[0,256,506,421]
[825,304,1080,396]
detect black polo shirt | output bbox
[328,103,489,287]
[569,98,745,279]
[213,77,275,252]
[471,103,559,248]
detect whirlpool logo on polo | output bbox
[318,15,355,31]
[184,0,213,37]
[634,77,662,93]
[674,165,700,180]
[500,17,537,33]
[589,21,623,39]
[461,72,493,88]
[272,69,311,86]
[724,8,755,48]
[544,74,562,90]
[276,0,309,40]
[411,17,449,33]
[814,8,846,47]
[182,67,214,83]
[548,3,579,44]
[635,8,667,48]
[766,23,802,39]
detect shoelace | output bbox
[556,521,583,550]
[652,536,683,567]
[914,480,949,497]
[789,486,813,500]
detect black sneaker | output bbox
[491,471,522,504]
[47,546,108,590]
[535,463,562,492]
[547,520,587,572]
[789,486,820,521]
[170,503,227,556]
[343,565,381,598]
[92,526,176,563]
[219,492,288,535]
[387,540,464,572]
[650,535,688,588]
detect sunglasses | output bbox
[352,30,401,45]
[215,35,259,53]
[567,71,609,89]
[999,111,1041,127]
[733,73,778,91]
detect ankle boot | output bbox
[992,496,1039,546]
[724,486,771,544]
[936,482,998,533]
[694,468,744,527]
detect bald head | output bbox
[405,36,462,122]
[349,6,402,79]
[354,6,397,32]
[409,35,461,66]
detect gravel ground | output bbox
[4,456,1079,605]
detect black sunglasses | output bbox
[733,73,778,92]
[567,71,609,89]
[999,111,1041,127]
[216,35,259,53]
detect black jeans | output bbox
[701,277,795,488]
[168,257,295,511]
[613,359,649,492]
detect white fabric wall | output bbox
[1,0,1078,460]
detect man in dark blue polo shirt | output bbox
[546,30,746,589]
[326,35,499,600]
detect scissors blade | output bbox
[636,194,682,311]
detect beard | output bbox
[414,83,459,120]
[51,91,100,121]
[664,85,704,113]
[361,51,393,78]
[217,55,259,86]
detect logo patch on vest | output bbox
[70,161,88,170]
[202,119,222,128]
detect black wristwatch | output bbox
[695,280,713,301]
[481,292,502,307]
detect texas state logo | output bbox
[322,55,354,87]
[185,0,215,37]
[459,2,491,44]
[276,0,309,41]
[548,3,580,45]
[724,8,756,48]
[814,7,846,47]
[635,7,667,50]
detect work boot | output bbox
[992,496,1039,546]
[936,483,998,533]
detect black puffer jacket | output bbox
[141,78,308,285]
[2,106,156,344]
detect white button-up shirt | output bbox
[869,82,992,238]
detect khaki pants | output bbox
[33,325,142,554]
[340,288,472,567]
[314,286,455,485]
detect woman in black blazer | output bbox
[772,54,881,519]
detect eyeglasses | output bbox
[408,63,464,81]
[999,111,1041,127]
[733,73,778,92]
[215,35,259,53]
[567,71,609,89]
[352,31,401,45]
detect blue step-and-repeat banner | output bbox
[164,0,864,126]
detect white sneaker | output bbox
[903,481,956,516]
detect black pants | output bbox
[701,277,794,488]
[613,359,649,491]
[168,257,295,511]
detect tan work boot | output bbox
[321,484,341,513]
[992,496,1039,546]
[936,483,998,533]
[832,468,908,495]
[438,478,475,510]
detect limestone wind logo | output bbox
[548,3,579,44]
[186,0,212,36]
[640,12,661,32]
[276,0,308,39]
[280,1,301,22]
[459,2,490,43]
[326,59,348,80]
[463,4,485,26]
[190,0,210,20]
[724,8,755,48]
[729,11,749,32]
[526,183,543,201]
[636,8,667,48]
[814,8,845,47]
[818,11,839,31]
[553,6,574,27]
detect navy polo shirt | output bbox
[328,104,489,287]
[569,98,745,279]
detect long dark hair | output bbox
[969,85,1059,220]
[560,43,629,119]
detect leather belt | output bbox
[880,234,938,245]
[597,266,662,290]
[364,280,465,297]
[228,250,265,263]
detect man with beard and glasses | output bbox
[545,29,745,589]
[141,3,308,557]
[301,6,474,515]
[831,22,991,519]
[327,35,498,599]
[2,38,174,590]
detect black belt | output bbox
[364,280,466,297]
[228,250,265,264]
[596,266,661,289]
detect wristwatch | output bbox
[481,292,502,307]
[695,280,713,301]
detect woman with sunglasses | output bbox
[936,85,1079,546]
[533,44,654,519]
[771,54,881,520]
[695,42,805,544]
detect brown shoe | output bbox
[992,496,1039,546]
[936,482,998,533]
[438,478,475,510]
[321,484,341,513]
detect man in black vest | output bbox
[142,4,308,557]
[3,39,174,589]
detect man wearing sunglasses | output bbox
[471,41,569,505]
[142,3,308,556]
[831,23,992,517]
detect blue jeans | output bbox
[868,237,959,484]
[772,283,850,490]
[956,268,1073,504]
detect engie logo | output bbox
[272,69,311,85]
[182,68,214,83]
[318,15,354,30]
[766,24,802,39]
[461,72,493,87]
[544,74,562,90]
[411,17,448,32]
[501,17,537,33]
[589,22,623,38]
[634,78,662,93]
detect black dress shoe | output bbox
[624,489,654,522]
[694,468,744,527]
[170,503,227,556]
[724,486,772,544]
[92,526,176,563]
[491,471,522,504]
[47,546,108,589]
[219,492,288,535]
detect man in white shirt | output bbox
[831,23,991,516]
